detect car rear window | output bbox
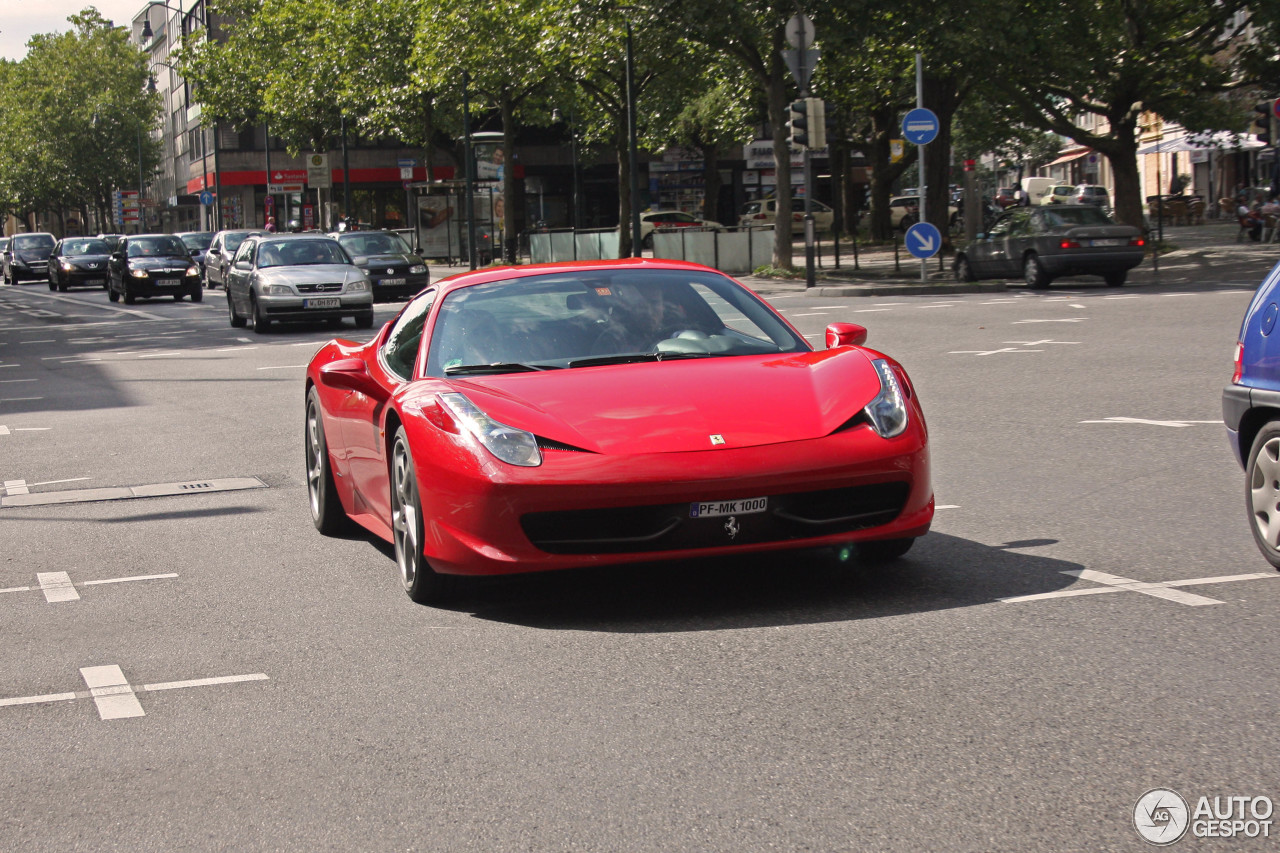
[1043,207,1116,227]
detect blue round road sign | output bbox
[902,108,939,145]
[905,222,942,259]
[199,190,215,206]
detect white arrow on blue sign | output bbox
[905,222,942,259]
[902,108,939,145]
[199,190,215,206]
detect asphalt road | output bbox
[2,253,1279,851]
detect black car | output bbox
[176,231,215,275]
[108,234,203,304]
[331,230,429,301]
[953,205,1144,288]
[2,232,56,284]
[48,237,113,292]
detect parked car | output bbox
[107,234,203,304]
[889,196,960,231]
[1020,177,1057,205]
[738,197,835,235]
[331,229,429,302]
[203,229,259,289]
[1041,185,1077,205]
[225,233,373,333]
[2,232,56,284]
[0,237,8,260]
[1074,184,1110,206]
[994,187,1019,208]
[47,237,112,292]
[303,258,933,603]
[639,210,725,248]
[953,204,1144,288]
[1224,259,1280,568]
[176,231,215,274]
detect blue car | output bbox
[1224,258,1280,567]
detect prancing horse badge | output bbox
[709,434,726,446]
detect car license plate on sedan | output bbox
[157,278,180,287]
[690,497,768,518]
[304,297,341,309]
[379,278,405,286]
[1090,238,1126,246]
[85,278,105,285]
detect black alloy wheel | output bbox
[1104,270,1126,287]
[955,255,976,282]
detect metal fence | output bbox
[528,228,622,263]
[527,226,775,274]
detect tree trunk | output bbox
[501,96,518,263]
[766,32,792,269]
[701,142,721,224]
[421,95,435,183]
[616,126,633,257]
[1100,118,1143,229]
[922,72,963,249]
[867,104,914,241]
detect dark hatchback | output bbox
[3,232,56,284]
[108,234,203,303]
[954,204,1144,288]
[332,230,429,302]
[48,237,113,291]
[1223,259,1280,569]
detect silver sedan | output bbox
[224,234,374,333]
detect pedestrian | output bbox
[1237,197,1263,242]
[265,216,277,233]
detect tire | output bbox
[228,292,246,327]
[642,233,654,250]
[391,427,458,604]
[252,294,270,334]
[1024,252,1051,289]
[354,311,374,330]
[58,282,68,292]
[1104,270,1126,287]
[305,388,350,536]
[174,292,185,302]
[955,255,976,282]
[122,287,136,304]
[48,279,56,291]
[108,281,120,302]
[1246,423,1280,570]
[899,214,915,231]
[856,537,916,563]
[189,286,203,303]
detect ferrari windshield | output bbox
[426,269,808,377]
[337,232,411,256]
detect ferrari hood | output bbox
[448,349,886,454]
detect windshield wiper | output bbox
[445,362,560,376]
[567,352,713,368]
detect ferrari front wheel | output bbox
[391,427,458,604]
[305,388,349,536]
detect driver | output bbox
[591,282,677,354]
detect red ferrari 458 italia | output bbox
[304,258,933,603]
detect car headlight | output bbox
[186,265,199,276]
[262,284,292,295]
[409,264,427,274]
[863,358,909,438]
[438,392,542,467]
[61,261,74,271]
[345,279,369,292]
[130,267,149,278]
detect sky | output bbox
[1,2,146,62]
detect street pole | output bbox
[137,124,144,234]
[264,120,273,229]
[800,28,815,290]
[916,52,926,284]
[212,122,223,232]
[341,115,350,219]
[463,70,477,270]
[625,21,641,256]
[570,106,580,232]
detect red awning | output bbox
[1045,148,1091,168]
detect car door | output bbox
[339,288,437,521]
[227,239,256,314]
[48,240,63,288]
[204,235,223,285]
[108,238,127,290]
[988,210,1031,277]
[969,213,1013,277]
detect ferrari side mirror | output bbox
[825,322,868,349]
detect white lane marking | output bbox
[0,364,18,368]
[137,352,183,359]
[143,673,269,692]
[80,665,145,719]
[1069,303,1086,308]
[852,308,892,313]
[0,426,7,435]
[0,691,77,708]
[1005,340,1079,346]
[0,378,37,383]
[1012,318,1087,324]
[28,477,92,488]
[936,504,960,509]
[1079,417,1221,427]
[12,427,50,431]
[949,348,1044,356]
[921,303,956,309]
[19,340,55,344]
[216,346,255,352]
[0,585,33,594]
[1161,293,1195,297]
[0,397,43,403]
[1000,569,1279,606]
[1103,295,1140,300]
[790,312,829,317]
[1043,297,1069,302]
[236,337,252,342]
[982,299,1018,304]
[81,572,178,587]
[37,572,80,603]
[873,302,907,306]
[256,364,309,371]
[4,480,29,496]
[803,334,821,339]
[810,306,844,309]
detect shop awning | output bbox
[1045,148,1091,167]
[1137,132,1264,155]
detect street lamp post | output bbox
[625,21,641,256]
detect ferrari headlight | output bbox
[345,279,369,292]
[130,267,149,278]
[186,265,200,276]
[863,358,909,438]
[438,392,542,467]
[409,264,427,274]
[262,284,292,295]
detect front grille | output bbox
[521,481,911,554]
[296,282,344,293]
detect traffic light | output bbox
[1252,100,1274,146]
[788,99,812,149]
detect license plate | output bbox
[304,297,340,309]
[85,278,105,285]
[690,497,768,518]
[379,278,405,286]
[157,278,180,287]
[1090,238,1125,247]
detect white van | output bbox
[1020,177,1057,205]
